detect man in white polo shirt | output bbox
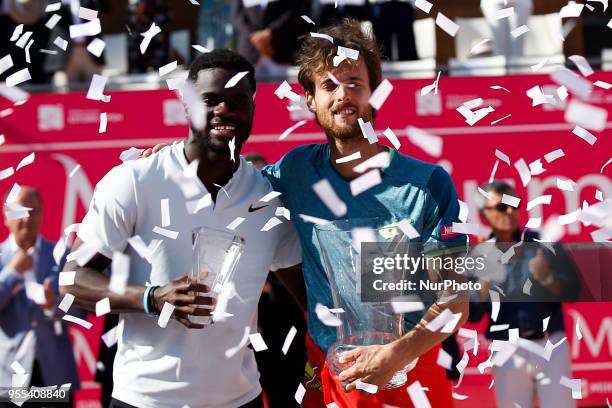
[61,49,302,408]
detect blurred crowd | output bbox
[1,0,611,86]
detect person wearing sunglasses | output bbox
[469,180,579,408]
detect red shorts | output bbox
[301,335,453,408]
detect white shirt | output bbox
[77,142,301,408]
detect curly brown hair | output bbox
[297,18,383,96]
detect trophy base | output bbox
[326,332,415,390]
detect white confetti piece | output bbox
[192,44,210,53]
[560,376,582,399]
[153,226,179,239]
[119,147,142,162]
[557,178,576,191]
[494,7,514,19]
[436,12,459,37]
[46,2,61,12]
[421,71,441,96]
[282,326,298,355]
[369,79,393,110]
[594,80,612,89]
[511,24,530,38]
[356,380,378,394]
[452,222,486,236]
[59,271,76,286]
[6,68,31,87]
[10,24,23,42]
[310,32,333,43]
[15,31,32,49]
[78,6,98,20]
[179,80,205,130]
[0,83,29,103]
[229,137,236,162]
[274,81,300,102]
[248,333,268,352]
[157,302,175,328]
[406,126,442,157]
[494,149,511,165]
[452,393,469,400]
[63,314,93,329]
[333,45,359,66]
[101,323,121,348]
[58,293,74,312]
[437,348,453,369]
[67,242,98,267]
[565,99,607,132]
[313,179,347,217]
[98,112,107,133]
[525,217,542,228]
[514,158,531,187]
[95,297,111,316]
[25,39,33,64]
[45,14,61,29]
[0,54,13,76]
[415,0,433,13]
[15,152,35,171]
[86,74,110,102]
[224,71,249,88]
[110,251,129,295]
[315,303,342,326]
[160,198,171,227]
[491,114,511,125]
[490,324,510,332]
[279,120,307,140]
[301,15,315,25]
[491,85,511,93]
[140,22,161,54]
[551,66,592,99]
[557,85,569,101]
[336,151,361,163]
[275,206,290,220]
[595,190,603,201]
[352,151,390,173]
[407,380,432,408]
[391,300,424,314]
[426,308,454,332]
[261,217,283,231]
[501,194,520,208]
[350,169,381,196]
[558,208,581,225]
[398,219,420,239]
[70,19,101,38]
[572,126,597,145]
[380,128,400,150]
[357,118,378,143]
[544,149,565,163]
[11,361,25,375]
[295,383,306,404]
[159,60,177,77]
[298,214,329,225]
[568,55,594,77]
[259,191,282,202]
[490,290,500,321]
[226,217,245,230]
[560,2,584,18]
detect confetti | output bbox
[558,208,581,225]
[560,376,582,399]
[437,348,453,369]
[159,60,177,77]
[490,290,500,321]
[10,24,23,42]
[572,126,597,145]
[101,321,122,347]
[86,74,110,102]
[301,15,316,25]
[275,207,290,220]
[557,178,576,191]
[391,300,424,314]
[350,169,381,196]
[333,46,359,66]
[119,147,143,162]
[514,158,531,187]
[261,217,283,231]
[97,112,107,133]
[501,194,520,208]
[248,333,268,352]
[407,380,432,408]
[526,195,552,211]
[355,380,378,394]
[565,99,607,131]
[406,127,442,157]
[157,302,175,328]
[45,14,61,29]
[274,81,300,102]
[140,22,162,54]
[368,79,393,110]
[15,31,32,48]
[153,226,179,239]
[53,36,68,51]
[6,68,31,87]
[226,217,245,230]
[70,19,101,38]
[436,12,459,37]
[495,149,511,165]
[63,314,93,329]
[15,152,35,171]
[551,66,592,99]
[259,191,282,202]
[315,303,342,326]
[46,2,61,12]
[110,251,129,295]
[336,152,361,163]
[310,32,334,43]
[59,271,76,286]
[491,85,511,93]
[295,384,306,404]
[568,55,594,77]
[559,2,584,18]
[229,137,236,161]
[78,6,98,20]
[282,326,298,355]
[279,120,307,140]
[525,217,542,228]
[594,80,612,89]
[58,293,74,312]
[544,149,565,163]
[95,297,111,316]
[383,128,401,150]
[0,54,13,76]
[526,85,555,106]
[298,214,329,225]
[357,118,378,143]
[494,7,514,19]
[353,151,390,173]
[415,0,433,13]
[426,308,454,332]
[398,219,420,239]
[491,114,511,125]
[529,159,545,175]
[224,71,249,88]
[511,25,530,38]
[421,71,441,96]
[192,44,210,53]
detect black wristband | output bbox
[148,286,160,315]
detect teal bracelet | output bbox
[143,286,155,316]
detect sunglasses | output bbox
[484,203,519,212]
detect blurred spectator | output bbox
[198,0,233,50]
[0,187,80,407]
[370,0,418,61]
[233,0,307,76]
[244,152,307,408]
[127,0,170,73]
[310,0,371,27]
[469,180,579,408]
[481,0,533,57]
[0,0,51,84]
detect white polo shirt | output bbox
[77,142,301,408]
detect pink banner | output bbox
[1,72,610,406]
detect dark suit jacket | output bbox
[233,0,308,65]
